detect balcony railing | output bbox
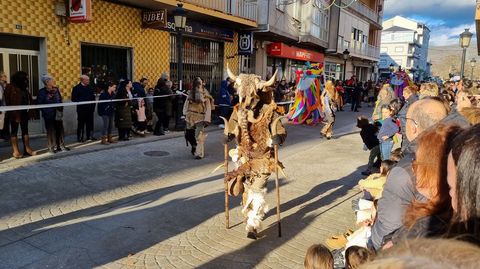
[338,38,380,59]
[183,0,257,21]
[341,0,380,25]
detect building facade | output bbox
[324,0,383,83]
[0,0,256,134]
[379,16,431,81]
[250,0,330,82]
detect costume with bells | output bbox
[222,66,287,240]
[183,78,213,159]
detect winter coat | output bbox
[115,89,132,129]
[360,124,379,149]
[37,87,62,121]
[398,94,419,133]
[97,91,115,117]
[4,83,33,123]
[217,80,231,106]
[136,105,146,122]
[377,117,399,141]
[132,82,146,98]
[370,147,417,250]
[71,83,95,114]
[153,85,174,116]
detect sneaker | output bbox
[219,124,225,129]
[144,130,150,134]
[164,129,170,133]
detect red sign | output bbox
[69,0,92,23]
[267,42,324,63]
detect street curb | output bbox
[0,127,224,169]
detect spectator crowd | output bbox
[305,78,480,269]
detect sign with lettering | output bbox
[238,31,253,55]
[142,10,167,29]
[267,42,324,63]
[69,0,92,23]
[161,17,234,42]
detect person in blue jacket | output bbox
[37,74,69,153]
[98,81,117,145]
[217,79,232,128]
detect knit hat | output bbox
[41,74,53,85]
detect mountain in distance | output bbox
[428,45,478,80]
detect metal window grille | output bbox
[170,35,224,97]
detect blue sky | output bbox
[383,0,476,46]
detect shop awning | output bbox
[267,42,324,63]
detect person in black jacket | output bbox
[153,77,171,135]
[357,116,380,175]
[71,75,96,142]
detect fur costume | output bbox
[320,80,337,139]
[225,67,287,239]
[183,79,213,159]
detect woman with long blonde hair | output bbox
[372,84,394,122]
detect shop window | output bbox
[81,44,132,90]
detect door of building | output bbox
[0,48,43,134]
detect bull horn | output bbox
[226,64,237,81]
[259,69,278,89]
[272,115,288,136]
[219,116,229,135]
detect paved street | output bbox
[0,108,371,269]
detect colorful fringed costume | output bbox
[389,70,414,99]
[287,63,324,125]
[223,67,287,240]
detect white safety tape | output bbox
[0,92,183,112]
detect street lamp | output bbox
[342,49,350,81]
[173,3,187,131]
[459,28,473,79]
[471,58,477,80]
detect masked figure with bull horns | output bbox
[222,66,287,240]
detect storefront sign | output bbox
[69,0,92,23]
[267,42,324,63]
[238,31,253,55]
[163,18,234,42]
[142,10,167,29]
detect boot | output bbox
[107,135,117,144]
[195,132,207,159]
[101,136,109,145]
[10,137,22,159]
[22,135,36,157]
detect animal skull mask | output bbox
[227,65,277,109]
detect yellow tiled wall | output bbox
[0,0,170,98]
[224,32,239,75]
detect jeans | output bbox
[101,115,114,136]
[380,139,394,160]
[367,145,381,170]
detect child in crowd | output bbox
[358,160,397,200]
[345,246,374,269]
[357,116,380,176]
[377,105,399,160]
[136,98,147,135]
[304,244,334,269]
